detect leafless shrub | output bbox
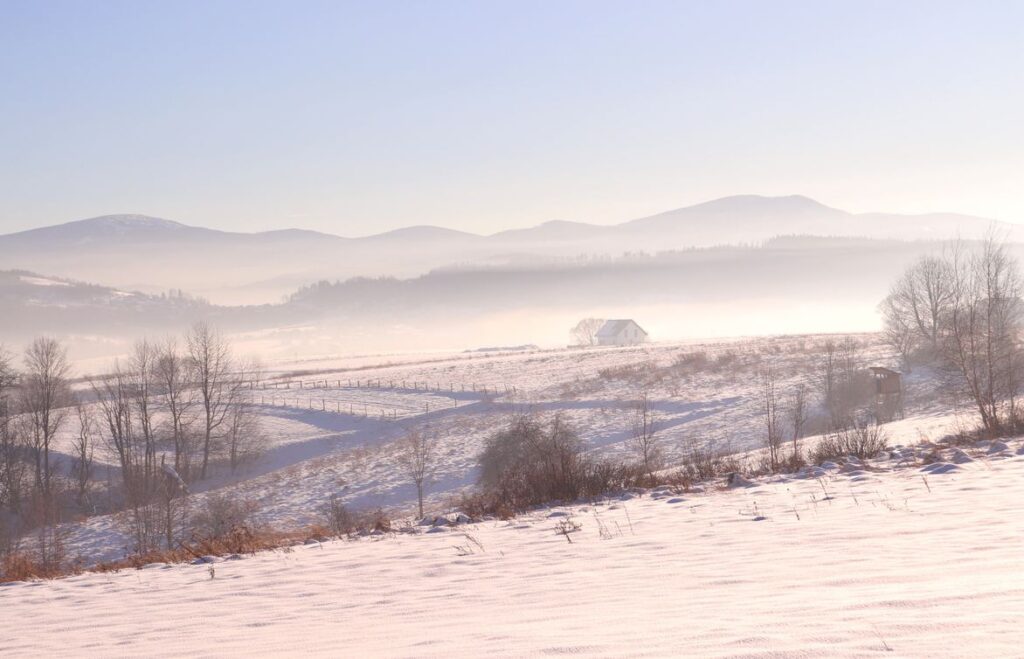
[118,502,163,555]
[190,493,260,540]
[673,350,709,373]
[1,548,69,582]
[475,414,643,515]
[789,383,809,449]
[396,427,437,518]
[630,392,662,481]
[554,516,582,543]
[321,496,390,536]
[811,421,889,463]
[761,367,784,473]
[323,495,356,535]
[711,349,742,373]
[597,362,652,383]
[675,438,743,484]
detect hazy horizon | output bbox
[3,1,1023,236]
[1,192,1011,239]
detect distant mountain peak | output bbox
[685,194,844,215]
[363,225,480,241]
[73,214,190,230]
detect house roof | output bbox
[596,319,648,338]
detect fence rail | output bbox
[248,393,466,421]
[247,378,517,396]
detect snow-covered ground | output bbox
[4,437,1022,657]
[47,334,972,564]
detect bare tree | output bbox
[397,427,436,518]
[571,318,605,347]
[187,323,233,480]
[818,339,838,428]
[20,337,71,516]
[91,362,167,554]
[883,255,954,358]
[157,455,190,550]
[818,337,867,430]
[0,347,27,527]
[630,391,662,481]
[761,367,784,473]
[0,345,15,408]
[223,360,265,473]
[943,236,1023,434]
[71,403,95,509]
[128,340,159,495]
[155,337,195,480]
[879,294,917,373]
[789,382,808,457]
[91,364,142,500]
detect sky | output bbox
[1,0,1022,237]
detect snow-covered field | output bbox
[4,437,1022,657]
[47,335,971,564]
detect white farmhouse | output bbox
[595,319,648,346]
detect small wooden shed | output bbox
[869,366,903,421]
[869,367,901,395]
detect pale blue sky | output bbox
[1,1,1022,235]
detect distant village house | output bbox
[596,319,648,346]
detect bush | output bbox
[475,414,643,515]
[190,494,260,540]
[673,351,709,373]
[812,421,889,462]
[323,495,356,535]
[321,496,391,536]
[675,439,743,483]
[1,551,67,582]
[597,361,655,384]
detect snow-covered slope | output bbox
[4,438,1022,657]
[44,335,965,566]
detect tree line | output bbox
[0,322,263,568]
[881,235,1023,436]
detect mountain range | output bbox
[0,195,1010,305]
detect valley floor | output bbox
[3,438,1022,657]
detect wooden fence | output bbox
[248,379,517,396]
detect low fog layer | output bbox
[3,225,1019,365]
